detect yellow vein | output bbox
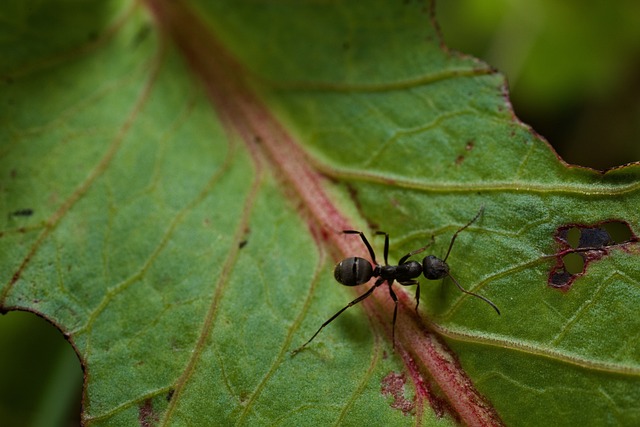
[0,37,164,307]
[334,322,382,426]
[159,169,263,426]
[235,245,327,425]
[431,324,640,376]
[3,0,139,79]
[316,164,640,196]
[264,67,496,94]
[83,385,174,423]
[71,103,233,337]
[551,278,612,345]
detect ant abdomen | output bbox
[334,257,373,286]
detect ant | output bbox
[291,208,499,355]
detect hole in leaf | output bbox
[561,252,584,275]
[601,221,634,244]
[577,226,613,248]
[563,227,581,248]
[549,266,573,288]
[549,220,638,291]
[0,311,82,426]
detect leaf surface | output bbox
[1,1,639,426]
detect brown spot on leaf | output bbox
[381,372,414,416]
[549,220,637,290]
[138,398,159,427]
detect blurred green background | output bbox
[439,0,640,169]
[2,1,639,425]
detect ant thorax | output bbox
[377,261,422,282]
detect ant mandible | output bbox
[291,208,500,355]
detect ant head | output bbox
[422,255,449,280]
[334,257,373,286]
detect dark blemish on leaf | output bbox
[10,169,17,179]
[455,155,464,165]
[253,135,262,144]
[138,399,159,427]
[466,141,474,151]
[549,264,574,288]
[578,227,613,248]
[10,208,33,217]
[240,226,251,247]
[166,388,175,401]
[133,25,151,47]
[381,372,414,416]
[549,220,637,290]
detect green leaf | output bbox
[1,1,639,426]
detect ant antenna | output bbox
[423,206,499,314]
[443,206,484,262]
[447,273,500,315]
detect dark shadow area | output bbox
[0,311,82,427]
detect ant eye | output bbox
[334,257,373,286]
[423,255,449,280]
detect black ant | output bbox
[292,208,499,355]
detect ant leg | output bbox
[398,236,435,264]
[375,231,390,266]
[291,278,385,355]
[343,230,378,265]
[446,273,500,315]
[443,206,484,262]
[387,282,398,346]
[399,280,421,311]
